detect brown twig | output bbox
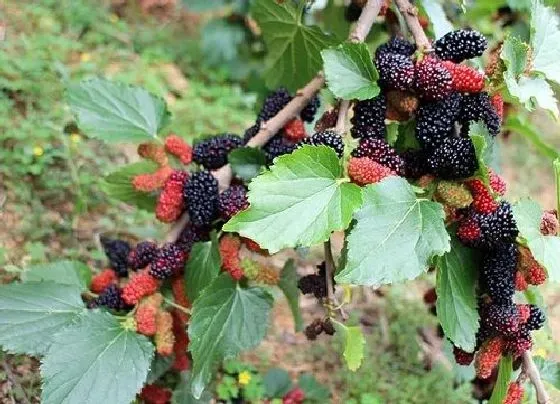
[393,0,431,51]
[522,352,551,404]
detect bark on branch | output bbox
[393,0,432,51]
[522,352,551,404]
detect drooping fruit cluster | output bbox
[100,236,131,277]
[298,262,329,299]
[192,133,243,170]
[304,318,336,340]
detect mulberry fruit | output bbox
[525,305,546,331]
[219,235,244,280]
[218,185,249,220]
[176,223,211,252]
[304,318,325,341]
[350,94,386,138]
[132,166,173,192]
[435,181,473,209]
[156,170,189,223]
[314,108,339,132]
[138,143,168,166]
[155,310,175,356]
[505,328,532,357]
[262,134,297,163]
[298,264,328,299]
[453,346,474,365]
[90,269,118,294]
[489,169,507,196]
[258,88,292,122]
[474,337,504,379]
[515,271,528,291]
[128,241,158,270]
[457,217,482,243]
[300,95,320,122]
[192,133,243,170]
[299,130,344,157]
[183,171,219,227]
[171,311,190,371]
[242,237,268,255]
[100,236,131,277]
[415,92,462,149]
[441,61,485,93]
[283,388,306,404]
[481,303,519,336]
[433,29,487,63]
[402,150,428,179]
[458,202,518,248]
[243,124,260,144]
[351,137,404,174]
[460,92,501,135]
[254,266,280,285]
[121,270,159,305]
[503,382,524,404]
[140,384,172,404]
[375,36,416,58]
[90,284,127,310]
[164,135,192,165]
[414,57,453,101]
[426,137,478,179]
[490,94,504,121]
[149,243,187,279]
[480,242,517,302]
[467,179,499,214]
[283,118,307,142]
[171,275,190,324]
[540,210,559,236]
[348,157,393,185]
[376,52,415,91]
[135,301,160,336]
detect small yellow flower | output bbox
[80,52,91,63]
[535,348,547,358]
[70,133,81,144]
[109,13,119,23]
[33,146,44,157]
[238,370,251,386]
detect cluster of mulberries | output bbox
[218,185,249,220]
[192,134,243,170]
[298,130,344,157]
[156,170,189,223]
[149,243,187,280]
[297,263,329,299]
[348,30,502,184]
[100,236,131,277]
[304,318,335,341]
[183,171,219,227]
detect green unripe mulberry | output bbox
[436,181,473,208]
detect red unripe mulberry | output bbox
[503,382,524,404]
[135,293,163,336]
[283,118,307,142]
[453,346,474,366]
[540,210,559,236]
[489,169,507,196]
[122,270,159,305]
[467,179,499,214]
[171,311,190,371]
[155,310,175,356]
[456,217,481,243]
[414,57,453,101]
[132,166,173,192]
[156,170,189,223]
[90,268,117,294]
[517,246,547,286]
[140,384,172,404]
[515,271,528,291]
[242,237,269,255]
[441,61,485,93]
[490,94,504,121]
[171,275,190,324]
[219,235,244,280]
[348,157,393,186]
[475,337,504,379]
[165,135,193,165]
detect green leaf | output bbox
[337,324,366,371]
[224,146,362,253]
[252,0,338,91]
[420,0,454,38]
[146,355,174,384]
[322,0,351,40]
[41,311,154,404]
[184,235,222,302]
[188,275,274,398]
[0,282,84,355]
[263,368,293,398]
[504,115,560,160]
[335,177,450,286]
[530,0,560,85]
[185,0,226,12]
[228,147,267,182]
[532,356,560,390]
[67,78,170,143]
[22,260,91,290]
[172,372,212,404]
[436,234,480,351]
[321,43,380,101]
[297,373,330,402]
[504,75,559,119]
[469,128,492,188]
[100,161,159,211]
[488,356,513,404]
[278,259,304,332]
[512,199,560,282]
[201,19,246,66]
[501,36,530,78]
